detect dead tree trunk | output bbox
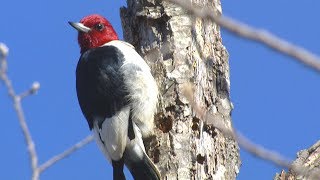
[121,0,240,179]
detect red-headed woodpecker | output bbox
[69,14,160,180]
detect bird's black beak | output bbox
[68,22,91,33]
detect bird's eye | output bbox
[95,23,105,31]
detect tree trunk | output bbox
[274,141,320,180]
[120,0,240,179]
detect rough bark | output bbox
[120,0,240,179]
[274,141,320,180]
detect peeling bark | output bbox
[120,0,240,179]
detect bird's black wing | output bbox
[76,46,129,129]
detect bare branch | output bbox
[182,83,320,179]
[0,43,40,180]
[236,133,320,179]
[0,43,94,179]
[0,43,8,73]
[20,81,41,99]
[235,132,291,167]
[166,0,320,72]
[39,134,94,173]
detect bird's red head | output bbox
[69,14,118,53]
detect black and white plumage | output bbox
[70,14,160,180]
[77,41,159,180]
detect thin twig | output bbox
[166,0,320,72]
[0,43,40,180]
[39,134,94,173]
[19,81,40,99]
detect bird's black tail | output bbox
[124,116,160,180]
[123,147,160,180]
[112,159,126,180]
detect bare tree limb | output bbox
[0,43,40,180]
[235,132,291,168]
[166,0,320,72]
[38,134,94,173]
[0,42,94,179]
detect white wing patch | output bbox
[93,106,130,161]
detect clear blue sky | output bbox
[0,0,319,179]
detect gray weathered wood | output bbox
[120,0,240,179]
